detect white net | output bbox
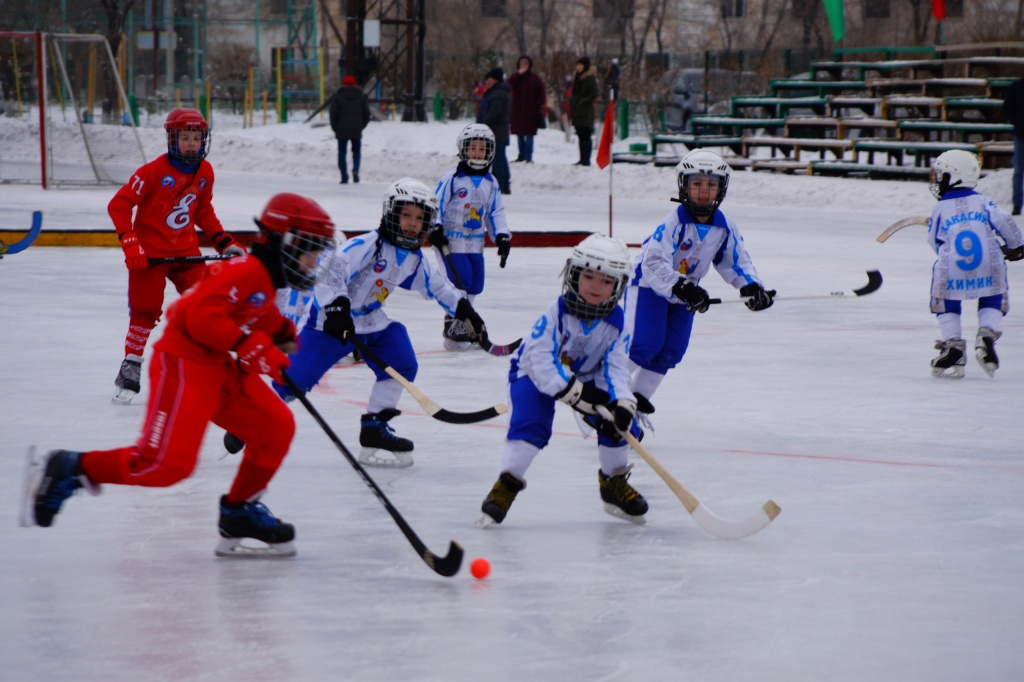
[0,32,147,187]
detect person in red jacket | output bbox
[21,193,336,558]
[108,107,245,405]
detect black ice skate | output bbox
[442,314,472,352]
[112,353,143,404]
[216,495,296,558]
[931,338,966,378]
[358,408,414,468]
[21,448,101,528]
[974,327,1002,377]
[477,472,526,527]
[599,465,648,524]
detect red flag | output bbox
[596,99,615,169]
[932,0,946,20]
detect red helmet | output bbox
[255,193,337,290]
[164,108,210,164]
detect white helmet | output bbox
[675,149,731,218]
[930,149,980,199]
[562,234,632,320]
[380,178,439,250]
[457,123,496,170]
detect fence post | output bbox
[618,99,629,139]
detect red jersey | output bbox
[155,255,294,365]
[108,155,227,258]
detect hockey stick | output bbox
[595,405,781,540]
[709,270,882,305]
[0,211,43,258]
[148,254,238,264]
[876,215,928,243]
[281,371,464,577]
[345,335,507,424]
[438,244,522,356]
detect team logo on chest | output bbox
[373,258,387,273]
[457,188,468,198]
[161,176,175,188]
[198,178,208,191]
[246,292,267,308]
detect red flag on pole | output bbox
[932,0,946,20]
[596,99,615,169]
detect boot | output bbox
[32,450,94,527]
[974,327,1002,377]
[216,495,296,558]
[599,465,648,524]
[112,354,143,404]
[931,338,966,378]
[358,408,414,467]
[478,472,526,526]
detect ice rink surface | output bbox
[2,118,1023,681]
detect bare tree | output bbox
[207,42,256,113]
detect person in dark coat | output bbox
[329,75,371,184]
[605,58,621,102]
[478,67,512,194]
[1003,77,1024,215]
[508,55,547,163]
[569,56,599,166]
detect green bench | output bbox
[810,160,932,180]
[688,116,784,136]
[730,96,828,118]
[897,119,1014,143]
[853,139,977,167]
[943,97,1005,122]
[650,134,744,155]
[810,59,943,82]
[742,135,853,160]
[770,80,867,97]
[833,46,937,61]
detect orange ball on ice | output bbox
[470,557,490,579]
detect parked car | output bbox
[663,68,765,131]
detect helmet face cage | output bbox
[280,229,335,291]
[929,150,979,199]
[257,194,336,291]
[676,151,731,218]
[457,124,496,170]
[165,109,211,165]
[381,179,439,251]
[561,236,631,321]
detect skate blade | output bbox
[931,366,965,378]
[602,503,647,525]
[476,512,500,528]
[111,387,138,405]
[215,537,296,559]
[358,447,414,468]
[442,338,472,352]
[19,446,43,527]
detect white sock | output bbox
[598,444,629,475]
[367,378,403,414]
[937,312,962,341]
[500,440,540,481]
[631,367,665,400]
[978,307,1002,334]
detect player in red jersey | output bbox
[21,194,336,558]
[108,107,245,404]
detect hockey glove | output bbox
[496,233,511,268]
[595,398,637,440]
[120,231,148,271]
[211,231,246,258]
[1002,244,1024,262]
[235,331,290,383]
[672,278,711,313]
[740,283,776,311]
[634,392,655,415]
[427,226,449,249]
[455,298,487,340]
[556,377,612,415]
[323,296,355,342]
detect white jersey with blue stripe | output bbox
[927,189,1023,300]
[631,204,762,301]
[511,297,632,400]
[308,232,465,334]
[433,168,510,255]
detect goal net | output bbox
[0,32,147,188]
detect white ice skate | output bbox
[931,339,966,378]
[974,327,1001,378]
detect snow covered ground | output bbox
[1,115,1023,681]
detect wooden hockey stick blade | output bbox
[597,406,780,539]
[347,336,507,424]
[876,215,928,243]
[282,371,464,577]
[1,211,43,256]
[148,254,237,264]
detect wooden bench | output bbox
[922,78,989,97]
[827,96,883,117]
[650,134,744,155]
[770,79,867,97]
[977,141,1015,169]
[785,116,897,139]
[897,119,1014,143]
[743,135,853,161]
[810,160,932,180]
[881,96,944,119]
[730,96,827,118]
[867,78,927,97]
[750,159,811,175]
[943,97,1005,122]
[853,139,977,167]
[810,59,943,81]
[941,56,1024,78]
[689,116,784,136]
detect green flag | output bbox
[822,0,845,42]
